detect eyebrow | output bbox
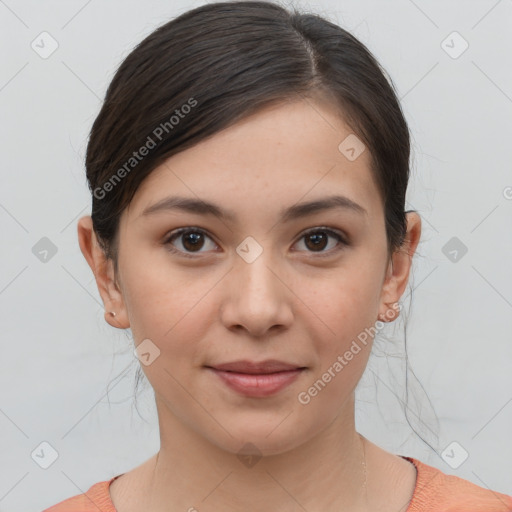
[141,194,368,222]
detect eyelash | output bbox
[162,226,348,259]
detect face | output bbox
[85,98,415,457]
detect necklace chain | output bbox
[361,435,368,504]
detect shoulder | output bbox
[42,476,120,512]
[403,456,512,512]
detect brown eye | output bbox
[305,231,329,251]
[294,228,347,255]
[164,228,217,257]
[181,231,205,251]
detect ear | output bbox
[77,215,130,329]
[378,212,422,322]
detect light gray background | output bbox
[1,0,511,510]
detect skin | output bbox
[78,97,421,512]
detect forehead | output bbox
[126,98,382,222]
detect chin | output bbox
[205,415,316,458]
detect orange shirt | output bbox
[43,456,512,511]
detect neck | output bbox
[144,393,369,512]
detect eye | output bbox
[163,227,218,258]
[292,227,348,256]
[163,226,348,259]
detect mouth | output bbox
[205,360,307,397]
[206,359,307,374]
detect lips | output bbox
[207,359,306,374]
[205,359,307,397]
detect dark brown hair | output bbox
[86,0,412,269]
[86,0,438,451]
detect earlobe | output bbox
[377,212,422,322]
[77,215,130,329]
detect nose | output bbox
[220,251,294,338]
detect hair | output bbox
[86,0,439,454]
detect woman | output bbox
[44,1,512,510]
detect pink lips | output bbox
[206,360,306,397]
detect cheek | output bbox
[121,263,225,392]
[298,267,381,399]
[122,267,212,392]
[297,281,377,413]
[305,266,382,344]
[121,247,212,338]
